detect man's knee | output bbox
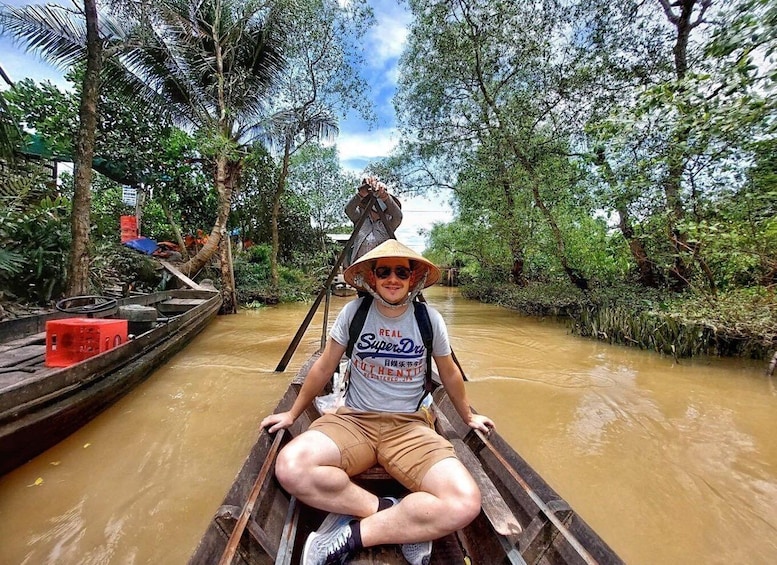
[274,442,311,493]
[447,481,481,529]
[423,459,482,529]
[274,431,340,494]
[274,446,294,490]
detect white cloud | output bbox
[336,126,399,166]
[394,194,453,253]
[366,2,411,66]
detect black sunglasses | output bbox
[374,265,412,280]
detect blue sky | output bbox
[0,0,452,251]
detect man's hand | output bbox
[260,411,295,434]
[466,413,495,435]
[361,176,389,201]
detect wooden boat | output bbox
[330,273,356,297]
[189,353,624,565]
[0,288,221,476]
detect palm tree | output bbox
[1,0,287,312]
[115,0,287,313]
[0,1,104,296]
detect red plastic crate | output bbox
[120,229,139,243]
[120,215,137,230]
[45,318,128,367]
[120,216,139,242]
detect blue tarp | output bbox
[123,237,159,255]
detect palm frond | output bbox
[105,0,287,140]
[0,248,25,279]
[0,4,86,70]
[0,92,22,161]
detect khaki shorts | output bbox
[309,406,457,491]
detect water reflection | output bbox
[0,287,775,564]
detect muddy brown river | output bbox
[0,287,775,564]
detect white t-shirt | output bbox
[330,297,451,413]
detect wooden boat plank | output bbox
[275,496,300,565]
[158,298,208,315]
[159,260,208,291]
[0,344,46,368]
[0,371,39,392]
[218,429,287,565]
[0,332,46,355]
[434,404,523,540]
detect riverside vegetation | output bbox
[1,1,775,366]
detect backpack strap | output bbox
[346,294,373,358]
[412,301,435,396]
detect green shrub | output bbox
[0,195,70,304]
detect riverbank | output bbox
[462,281,777,362]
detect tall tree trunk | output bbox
[658,0,711,290]
[617,206,658,287]
[529,177,589,290]
[178,156,233,279]
[66,0,101,297]
[271,136,292,288]
[498,177,527,286]
[219,230,237,314]
[594,149,658,287]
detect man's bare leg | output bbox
[274,430,379,517]
[359,457,481,545]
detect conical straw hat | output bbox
[344,239,441,290]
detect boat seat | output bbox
[353,464,392,481]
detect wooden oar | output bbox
[217,429,287,565]
[474,429,599,565]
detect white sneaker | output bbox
[302,513,356,565]
[401,540,432,565]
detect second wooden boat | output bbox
[0,288,222,476]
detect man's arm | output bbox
[345,192,363,222]
[384,195,403,230]
[260,338,347,433]
[434,353,494,434]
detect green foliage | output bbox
[233,244,318,303]
[0,90,22,161]
[462,280,588,317]
[3,79,77,159]
[465,279,776,359]
[0,248,25,279]
[288,142,355,245]
[574,286,777,358]
[246,243,272,265]
[0,195,70,304]
[90,240,161,294]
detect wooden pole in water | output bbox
[767,350,777,377]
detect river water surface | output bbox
[0,287,775,564]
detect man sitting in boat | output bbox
[260,239,495,565]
